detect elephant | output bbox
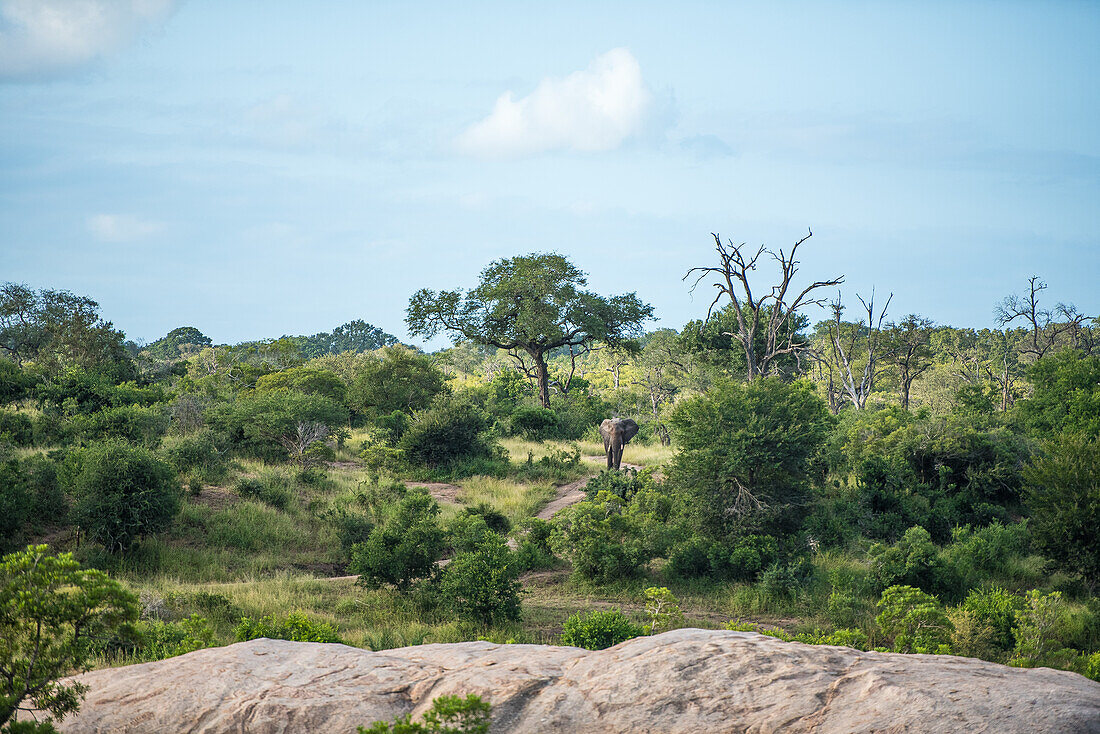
[599,417,639,470]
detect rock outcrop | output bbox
[57,629,1100,733]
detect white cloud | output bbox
[87,213,163,242]
[0,0,178,80]
[457,48,651,157]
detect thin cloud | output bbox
[457,48,651,157]
[87,213,164,242]
[0,0,178,80]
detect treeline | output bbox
[1,239,1098,681]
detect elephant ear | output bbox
[621,419,640,443]
[599,419,613,440]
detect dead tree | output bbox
[825,290,892,410]
[995,276,1085,360]
[277,422,332,468]
[684,230,843,381]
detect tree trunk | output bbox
[899,366,911,410]
[532,350,551,408]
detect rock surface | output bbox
[58,629,1100,733]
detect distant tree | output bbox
[1015,350,1100,437]
[295,320,398,358]
[348,346,448,417]
[0,283,132,376]
[632,330,691,444]
[145,327,212,361]
[0,545,139,728]
[996,276,1090,361]
[819,290,892,411]
[254,366,347,404]
[408,253,652,408]
[883,314,934,410]
[684,231,842,381]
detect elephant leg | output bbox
[614,442,624,470]
[605,441,613,469]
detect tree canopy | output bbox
[407,253,652,407]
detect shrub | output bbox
[62,439,180,553]
[0,410,33,446]
[440,535,523,626]
[233,469,299,510]
[350,492,444,590]
[159,430,226,483]
[514,518,556,572]
[348,346,449,419]
[666,537,712,579]
[133,614,215,661]
[551,501,646,584]
[870,526,963,601]
[1011,590,1070,666]
[0,545,140,728]
[359,694,490,734]
[876,585,953,654]
[398,397,494,468]
[1023,434,1100,589]
[643,587,683,635]
[560,610,644,650]
[584,468,645,503]
[510,405,559,438]
[71,404,169,447]
[961,586,1022,651]
[463,502,511,535]
[0,456,32,552]
[234,611,341,643]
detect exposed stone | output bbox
[57,629,1100,733]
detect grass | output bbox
[455,476,557,525]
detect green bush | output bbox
[584,468,645,503]
[398,397,495,468]
[560,609,644,650]
[961,586,1022,651]
[350,491,444,590]
[359,694,490,734]
[234,611,341,643]
[666,537,712,579]
[349,346,449,419]
[61,439,180,553]
[551,501,646,584]
[0,410,33,446]
[71,404,169,447]
[510,405,558,438]
[1023,434,1100,589]
[241,469,297,510]
[870,526,963,601]
[876,585,953,654]
[440,535,523,626]
[133,614,216,661]
[159,430,227,483]
[0,456,32,553]
[463,502,511,535]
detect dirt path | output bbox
[405,482,462,504]
[534,457,644,520]
[535,476,592,520]
[581,455,645,472]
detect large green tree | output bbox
[407,253,652,408]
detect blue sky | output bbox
[2,1,1098,348]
